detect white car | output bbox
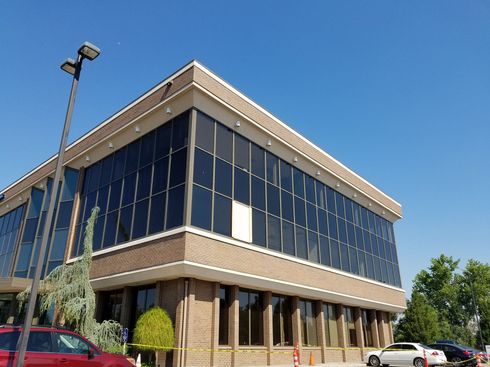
[365,342,447,367]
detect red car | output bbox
[0,326,134,367]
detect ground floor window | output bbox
[272,295,292,346]
[219,286,231,345]
[344,306,357,347]
[100,289,123,323]
[323,303,339,347]
[299,299,318,346]
[361,309,374,347]
[238,289,263,346]
[0,294,14,324]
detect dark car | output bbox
[0,326,134,367]
[429,343,478,365]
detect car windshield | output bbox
[419,344,432,350]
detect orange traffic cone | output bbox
[424,349,429,367]
[476,354,481,367]
[309,351,315,366]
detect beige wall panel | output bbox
[234,350,268,367]
[184,233,405,310]
[213,351,233,367]
[269,349,295,365]
[345,348,363,362]
[89,233,185,280]
[324,349,344,363]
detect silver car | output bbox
[365,342,447,367]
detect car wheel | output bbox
[452,357,462,364]
[414,357,425,367]
[369,356,381,367]
[383,364,390,367]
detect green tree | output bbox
[133,307,174,364]
[394,292,445,343]
[413,255,470,341]
[458,260,490,349]
[18,207,122,352]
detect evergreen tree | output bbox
[395,292,444,343]
[18,207,122,352]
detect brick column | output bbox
[316,301,326,363]
[173,279,186,367]
[230,285,239,367]
[354,307,364,348]
[370,310,380,348]
[264,292,273,365]
[376,311,386,347]
[336,305,347,361]
[7,295,17,324]
[291,297,301,349]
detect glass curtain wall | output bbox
[72,111,190,256]
[14,168,79,279]
[272,295,292,346]
[238,289,263,346]
[299,299,318,346]
[344,306,357,347]
[191,110,401,287]
[323,303,339,347]
[0,205,25,277]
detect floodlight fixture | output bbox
[78,41,101,61]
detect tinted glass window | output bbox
[295,226,307,260]
[267,184,280,217]
[216,124,232,162]
[0,331,19,351]
[196,112,215,153]
[267,215,281,251]
[335,192,345,219]
[194,149,213,189]
[125,140,140,175]
[280,160,292,192]
[215,159,232,197]
[306,203,317,231]
[166,185,185,229]
[251,144,265,178]
[293,168,304,198]
[27,331,52,352]
[152,157,169,194]
[266,153,279,185]
[117,205,133,243]
[136,165,152,201]
[326,187,336,214]
[282,220,295,256]
[234,168,249,205]
[103,211,118,247]
[148,192,166,235]
[172,113,189,150]
[330,240,341,269]
[155,123,172,159]
[214,194,231,236]
[320,236,330,266]
[132,199,149,239]
[340,243,350,271]
[305,176,316,204]
[308,231,319,262]
[281,191,294,222]
[251,176,265,210]
[96,186,109,216]
[192,185,212,230]
[121,173,136,207]
[234,135,249,170]
[252,209,266,247]
[139,131,155,168]
[294,197,306,227]
[169,148,187,187]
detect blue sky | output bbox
[1,1,489,295]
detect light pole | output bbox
[15,41,100,367]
